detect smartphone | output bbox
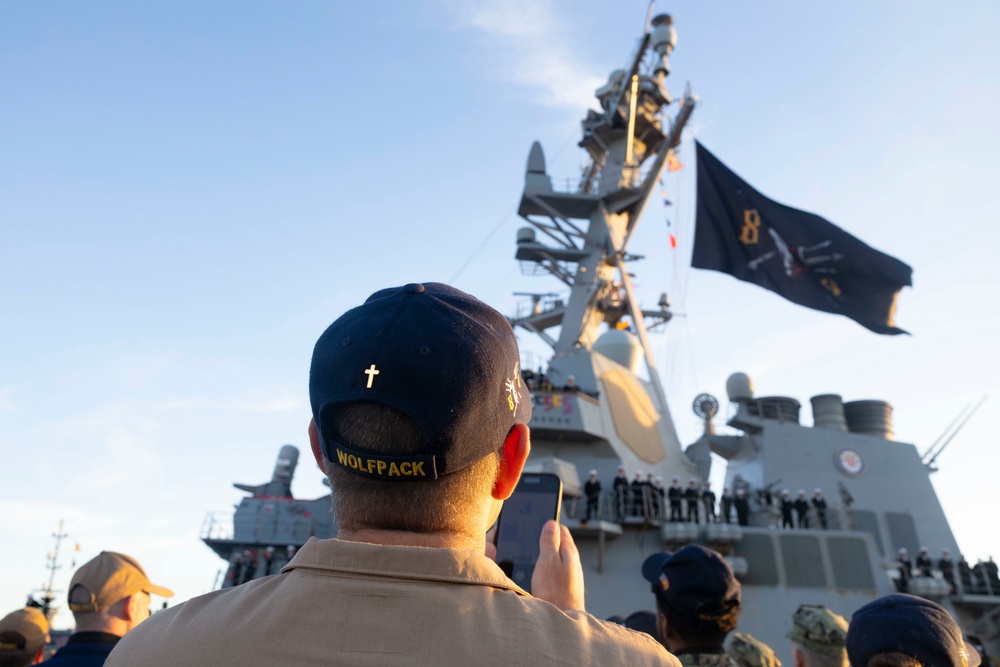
[493,472,563,593]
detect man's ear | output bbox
[492,423,530,500]
[120,594,139,623]
[308,419,327,473]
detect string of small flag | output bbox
[661,149,684,249]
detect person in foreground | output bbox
[107,282,678,666]
[642,544,742,667]
[786,604,848,667]
[846,594,980,667]
[0,607,50,666]
[41,552,172,666]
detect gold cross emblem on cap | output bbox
[364,364,380,389]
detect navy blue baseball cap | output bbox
[846,594,980,667]
[641,545,741,619]
[309,282,531,481]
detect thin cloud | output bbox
[443,0,604,110]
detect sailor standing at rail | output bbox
[811,489,828,529]
[668,477,683,522]
[720,488,734,524]
[897,548,913,592]
[584,470,601,522]
[613,466,629,522]
[780,490,794,529]
[917,547,934,577]
[794,490,810,529]
[734,489,750,526]
[702,482,717,523]
[939,549,956,590]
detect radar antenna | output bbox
[921,395,988,470]
[692,393,719,435]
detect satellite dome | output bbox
[593,328,642,373]
[726,372,754,401]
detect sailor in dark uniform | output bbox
[224,552,243,588]
[583,469,602,522]
[780,490,794,529]
[702,482,717,523]
[262,546,277,576]
[612,466,629,522]
[938,549,955,590]
[811,488,828,529]
[631,472,648,517]
[240,549,258,585]
[896,548,912,592]
[685,478,701,523]
[668,477,683,522]
[984,557,1000,593]
[794,490,810,528]
[720,487,734,524]
[959,555,974,593]
[734,489,750,526]
[645,473,661,519]
[916,547,934,577]
[653,477,666,520]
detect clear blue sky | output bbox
[2,1,998,627]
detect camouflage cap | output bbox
[787,604,848,656]
[730,632,782,667]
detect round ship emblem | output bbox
[835,447,865,477]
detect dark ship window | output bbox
[780,535,826,588]
[735,534,780,585]
[853,510,884,556]
[827,537,877,591]
[885,512,919,555]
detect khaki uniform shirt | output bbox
[107,537,678,666]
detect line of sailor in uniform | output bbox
[582,470,835,529]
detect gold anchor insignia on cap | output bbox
[364,364,380,389]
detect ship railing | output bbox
[200,511,234,541]
[951,564,1000,597]
[567,487,673,525]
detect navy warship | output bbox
[201,10,1000,662]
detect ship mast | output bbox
[35,519,68,620]
[511,12,695,415]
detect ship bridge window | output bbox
[886,512,919,555]
[780,535,826,588]
[853,510,884,556]
[828,537,876,591]
[734,534,779,586]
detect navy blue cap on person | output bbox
[641,545,741,618]
[309,282,531,481]
[846,594,981,667]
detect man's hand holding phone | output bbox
[530,520,586,612]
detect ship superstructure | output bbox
[506,10,1000,661]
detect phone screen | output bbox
[494,472,563,593]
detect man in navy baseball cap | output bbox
[846,594,981,667]
[642,544,742,665]
[107,282,681,666]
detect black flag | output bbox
[692,141,913,335]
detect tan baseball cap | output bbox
[0,607,50,653]
[68,551,173,613]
